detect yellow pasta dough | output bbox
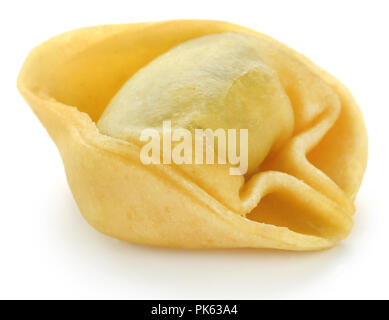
[17,20,367,250]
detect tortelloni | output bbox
[18,20,367,250]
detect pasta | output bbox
[17,20,367,250]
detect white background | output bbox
[1,0,388,299]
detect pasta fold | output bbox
[17,20,367,250]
